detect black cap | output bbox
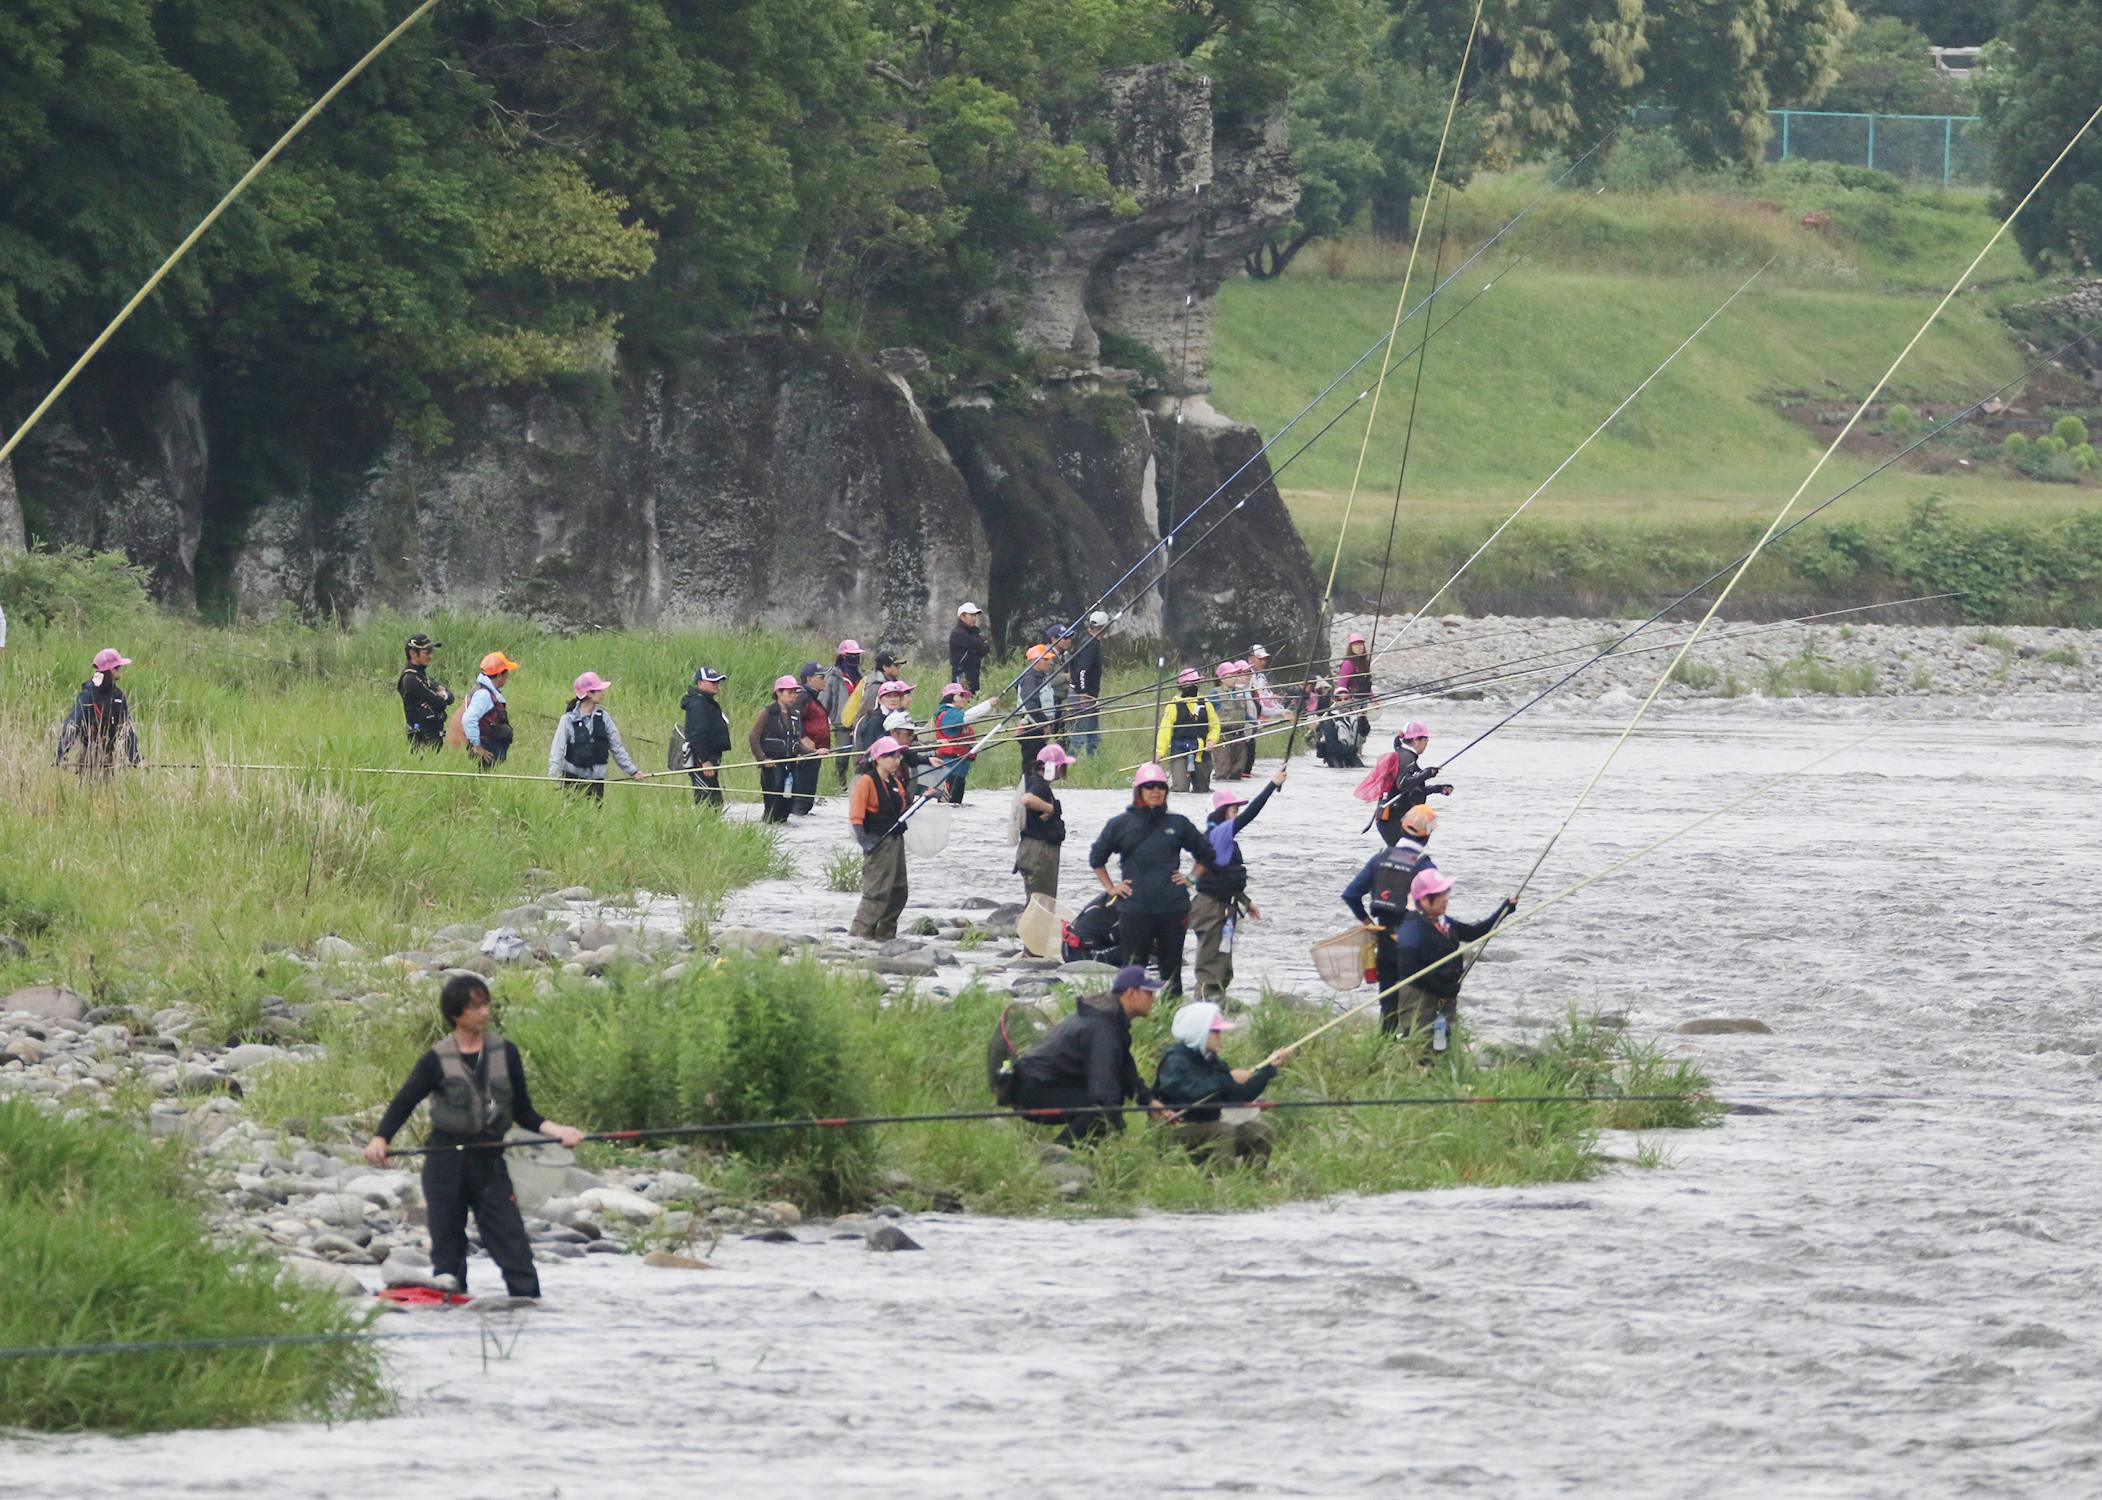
[875,650,906,669]
[694,666,728,683]
[406,634,441,651]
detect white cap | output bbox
[958,601,981,617]
[1251,644,1270,657]
[1088,610,1110,627]
[883,710,917,731]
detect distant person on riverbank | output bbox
[1248,645,1287,726]
[819,639,866,788]
[1015,644,1060,775]
[681,666,732,808]
[548,672,647,800]
[1153,1001,1288,1163]
[461,652,519,767]
[1014,743,1073,900]
[364,975,585,1301]
[1189,766,1286,999]
[749,675,804,823]
[397,634,453,752]
[1385,869,1516,1051]
[855,677,913,762]
[848,735,913,940]
[931,682,998,805]
[792,661,830,814]
[949,602,989,693]
[1089,762,1212,998]
[1008,965,1168,1143]
[1155,669,1219,793]
[1212,661,1252,781]
[1066,611,1108,755]
[55,647,141,775]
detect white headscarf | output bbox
[1171,1001,1226,1051]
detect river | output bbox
[14,692,2100,1497]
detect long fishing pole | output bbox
[133,760,827,803]
[1435,320,2102,772]
[887,128,1622,832]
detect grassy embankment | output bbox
[1211,167,2102,623]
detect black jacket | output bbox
[1015,991,1153,1123]
[948,623,988,691]
[375,1041,548,1147]
[1390,902,1513,1000]
[1066,635,1103,696]
[1020,773,1065,845]
[681,689,733,763]
[1152,1044,1276,1123]
[397,665,452,736]
[1379,746,1444,823]
[748,702,801,764]
[1088,803,1211,915]
[55,677,138,767]
[1194,779,1278,898]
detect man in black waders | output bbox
[364,976,584,1299]
[1009,965,1170,1144]
[681,666,732,807]
[397,634,453,752]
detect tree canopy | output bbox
[1976,0,2102,272]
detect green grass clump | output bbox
[2041,645,2083,667]
[0,1098,386,1432]
[823,850,864,892]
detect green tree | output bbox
[1821,14,1968,113]
[1848,1,2003,47]
[1975,0,2102,270]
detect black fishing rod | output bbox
[1434,322,2102,771]
[888,129,1623,831]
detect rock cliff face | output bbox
[8,62,1318,661]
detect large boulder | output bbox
[229,337,989,649]
[3,985,86,1022]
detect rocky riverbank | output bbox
[1326,612,2102,700]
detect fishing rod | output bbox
[1108,592,1957,778]
[1360,257,1776,675]
[1434,320,2102,772]
[133,760,828,803]
[885,128,1625,834]
[378,1090,1712,1157]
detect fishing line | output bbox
[0,0,448,469]
[1486,96,2102,934]
[1155,182,1206,643]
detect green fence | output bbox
[1627,107,1992,188]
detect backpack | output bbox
[839,678,864,729]
[987,1003,1053,1105]
[1369,846,1428,922]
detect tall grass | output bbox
[0,1098,386,1432]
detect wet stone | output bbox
[867,1225,923,1253]
[1677,1018,1774,1036]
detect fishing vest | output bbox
[476,689,514,755]
[933,705,975,759]
[860,769,909,836]
[1369,840,1432,921]
[759,703,799,761]
[429,1034,516,1139]
[566,709,611,769]
[1168,696,1209,753]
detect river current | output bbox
[14,693,2099,1497]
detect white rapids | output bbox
[15,692,2102,1497]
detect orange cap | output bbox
[480,651,521,675]
[1400,805,1438,838]
[1026,644,1053,664]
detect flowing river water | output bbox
[14,692,2100,1496]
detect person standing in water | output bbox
[1014,742,1074,900]
[1088,762,1212,998]
[848,735,913,940]
[1188,766,1287,999]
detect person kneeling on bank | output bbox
[364,976,584,1299]
[1152,1001,1287,1163]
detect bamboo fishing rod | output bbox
[1481,96,2102,942]
[132,760,831,804]
[1431,322,2102,771]
[1105,593,1956,778]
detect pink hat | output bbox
[1209,787,1247,815]
[772,675,800,692]
[867,735,904,759]
[1209,1011,1242,1033]
[1401,721,1430,741]
[941,682,971,700]
[1410,868,1454,904]
[572,671,612,696]
[92,648,133,672]
[1347,632,1367,646]
[1214,661,1237,678]
[838,639,863,655]
[1133,762,1169,788]
[878,679,914,697]
[1176,668,1201,687]
[1231,659,1252,674]
[1037,744,1076,767]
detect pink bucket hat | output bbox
[1133,762,1169,788]
[1401,720,1430,741]
[838,638,863,655]
[1176,668,1201,686]
[1231,659,1251,674]
[1037,744,1076,767]
[772,675,800,692]
[1410,868,1455,904]
[1214,661,1237,678]
[940,682,971,700]
[92,648,133,672]
[1209,787,1247,815]
[878,679,914,697]
[572,671,612,696]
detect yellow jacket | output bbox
[1156,694,1221,759]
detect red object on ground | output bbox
[375,1285,473,1308]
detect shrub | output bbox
[0,1099,385,1431]
[1600,128,1697,191]
[1884,402,1918,437]
[0,546,152,636]
[2072,443,2098,474]
[823,850,863,892]
[2053,415,2089,449]
[2004,431,2029,457]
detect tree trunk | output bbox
[1370,187,1415,243]
[1243,228,1317,281]
[0,432,23,555]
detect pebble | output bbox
[220,1043,286,1073]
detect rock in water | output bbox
[2,985,85,1022]
[278,1257,368,1297]
[742,1228,799,1244]
[1676,1018,1775,1036]
[866,1224,923,1253]
[643,1250,714,1271]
